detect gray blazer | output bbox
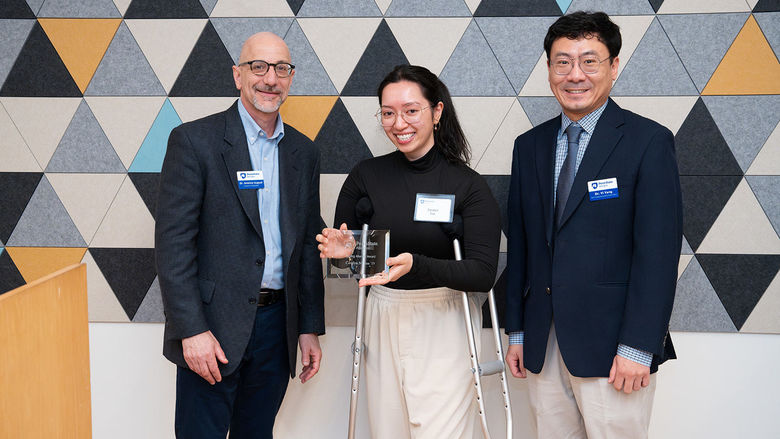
[156,101,325,377]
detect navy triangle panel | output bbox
[0,172,43,243]
[125,0,207,18]
[128,173,160,220]
[341,20,409,97]
[287,0,306,15]
[679,175,741,252]
[0,0,34,18]
[89,247,157,320]
[169,20,238,97]
[0,22,80,97]
[315,98,372,174]
[675,98,742,177]
[474,0,562,16]
[0,251,25,295]
[648,0,664,13]
[754,0,780,12]
[483,175,510,235]
[698,254,780,330]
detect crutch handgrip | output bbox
[478,360,505,376]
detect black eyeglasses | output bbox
[238,60,295,78]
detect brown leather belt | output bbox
[258,288,284,307]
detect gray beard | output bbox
[252,95,282,113]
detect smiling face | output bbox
[232,32,294,118]
[548,35,618,121]
[380,80,443,161]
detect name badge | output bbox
[588,177,618,201]
[237,171,264,189]
[414,193,455,223]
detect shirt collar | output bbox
[559,100,609,136]
[237,99,285,144]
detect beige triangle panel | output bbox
[452,96,516,171]
[475,99,532,175]
[385,17,470,76]
[0,103,41,172]
[741,270,780,334]
[90,177,155,248]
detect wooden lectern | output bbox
[0,264,91,438]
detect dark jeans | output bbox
[175,301,289,439]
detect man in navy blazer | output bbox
[156,33,325,438]
[505,12,682,438]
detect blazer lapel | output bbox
[278,127,300,266]
[221,102,264,239]
[558,99,625,229]
[535,116,560,246]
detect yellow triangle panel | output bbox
[279,96,339,141]
[702,15,780,95]
[5,247,87,283]
[38,19,122,93]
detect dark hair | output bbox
[377,65,470,166]
[544,11,621,60]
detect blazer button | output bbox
[546,287,551,295]
[255,258,264,266]
[249,297,257,304]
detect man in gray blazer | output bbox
[155,32,325,438]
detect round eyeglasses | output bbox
[238,60,295,78]
[550,56,610,75]
[375,106,432,127]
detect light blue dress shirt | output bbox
[237,101,285,290]
[509,101,653,368]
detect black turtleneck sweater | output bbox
[333,146,501,292]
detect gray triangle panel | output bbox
[476,17,558,94]
[0,172,43,243]
[703,96,780,173]
[658,13,749,92]
[518,97,562,127]
[0,251,25,295]
[6,175,86,246]
[45,99,125,173]
[675,98,742,176]
[315,98,372,174]
[670,256,737,332]
[132,276,165,322]
[200,0,218,15]
[169,20,238,97]
[85,21,165,96]
[284,20,338,95]
[698,254,780,330]
[746,176,780,237]
[474,0,562,16]
[566,0,654,15]
[679,175,741,252]
[341,20,408,96]
[439,20,516,97]
[124,0,207,18]
[755,12,780,61]
[612,19,698,96]
[89,247,157,320]
[37,0,120,18]
[681,235,693,255]
[297,0,381,17]
[385,0,472,17]
[0,19,35,88]
[25,0,43,16]
[0,22,81,96]
[212,18,294,65]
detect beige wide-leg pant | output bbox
[363,285,483,439]
[527,324,657,439]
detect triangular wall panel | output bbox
[741,271,780,334]
[518,97,561,127]
[297,0,382,17]
[124,0,207,18]
[0,102,40,171]
[168,20,238,97]
[747,176,780,237]
[475,99,532,175]
[658,0,751,13]
[128,99,182,173]
[89,247,157,320]
[754,12,780,61]
[5,246,86,283]
[675,98,742,176]
[0,0,35,18]
[606,15,655,81]
[315,98,373,174]
[386,17,470,76]
[0,172,42,243]
[82,249,129,322]
[670,256,737,332]
[0,19,34,88]
[211,17,293,65]
[566,0,654,15]
[451,96,516,170]
[680,175,742,252]
[168,96,236,123]
[90,177,155,248]
[612,96,698,135]
[0,250,25,294]
[747,121,780,176]
[278,96,338,141]
[283,20,339,96]
[209,0,294,17]
[474,0,562,16]
[128,173,160,219]
[37,0,121,17]
[341,20,408,96]
[133,276,164,322]
[385,0,472,16]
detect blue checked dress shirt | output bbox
[509,101,653,367]
[238,101,285,290]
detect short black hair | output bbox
[544,11,621,60]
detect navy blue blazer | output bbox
[156,101,325,377]
[506,99,681,377]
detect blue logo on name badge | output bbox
[591,182,598,190]
[237,171,264,189]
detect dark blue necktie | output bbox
[555,123,583,227]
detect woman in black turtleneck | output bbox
[318,65,501,439]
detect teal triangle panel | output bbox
[341,20,408,96]
[0,22,81,96]
[130,99,182,173]
[169,20,238,97]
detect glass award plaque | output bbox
[326,229,390,279]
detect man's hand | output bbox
[316,223,355,259]
[182,330,228,385]
[505,344,527,378]
[298,333,322,383]
[358,253,413,287]
[608,355,650,394]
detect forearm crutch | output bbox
[448,217,512,439]
[348,198,373,439]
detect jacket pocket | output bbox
[198,277,215,304]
